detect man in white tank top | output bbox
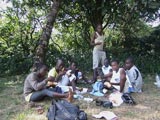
[102,58,112,81]
[104,60,129,93]
[91,24,106,82]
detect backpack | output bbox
[121,93,136,105]
[47,100,87,120]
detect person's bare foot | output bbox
[67,88,73,103]
[36,106,44,114]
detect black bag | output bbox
[102,101,113,109]
[47,100,87,120]
[121,93,136,105]
[96,100,113,109]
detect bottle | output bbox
[83,98,93,102]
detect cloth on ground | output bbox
[109,91,123,107]
[92,111,118,120]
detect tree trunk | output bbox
[33,0,61,70]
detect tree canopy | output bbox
[0,0,160,75]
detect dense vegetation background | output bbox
[0,0,159,76]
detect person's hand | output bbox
[76,87,83,91]
[104,81,112,88]
[47,81,54,86]
[59,71,66,76]
[95,42,102,45]
[132,82,135,86]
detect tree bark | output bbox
[33,0,61,70]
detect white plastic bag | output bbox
[154,74,160,88]
[109,91,123,107]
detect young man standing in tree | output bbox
[91,24,106,82]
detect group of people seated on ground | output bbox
[96,57,143,94]
[23,57,143,103]
[23,59,87,103]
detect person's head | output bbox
[37,64,48,77]
[104,58,110,67]
[56,59,64,72]
[96,68,103,80]
[111,59,119,71]
[66,70,72,77]
[125,57,134,70]
[70,62,77,70]
[96,24,102,33]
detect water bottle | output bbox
[83,98,93,102]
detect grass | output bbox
[0,74,160,120]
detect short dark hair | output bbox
[96,23,102,27]
[104,58,109,61]
[70,61,77,65]
[38,64,48,70]
[104,58,110,63]
[126,56,134,64]
[111,59,119,64]
[56,59,64,66]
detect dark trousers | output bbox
[30,87,62,102]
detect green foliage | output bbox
[0,0,159,76]
[106,25,160,73]
[0,0,46,75]
[46,22,93,71]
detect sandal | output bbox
[95,100,103,106]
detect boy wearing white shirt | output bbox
[91,24,106,82]
[102,58,112,81]
[104,59,131,93]
[57,70,77,92]
[125,57,143,93]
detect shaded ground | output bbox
[0,74,160,120]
